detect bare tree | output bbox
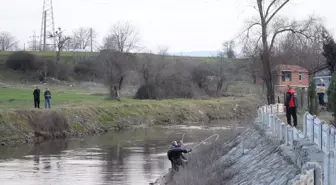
[192,62,212,91]
[214,52,227,94]
[242,41,261,84]
[243,0,320,104]
[50,27,71,63]
[72,27,97,50]
[274,24,325,70]
[99,50,135,99]
[0,31,19,51]
[103,21,140,53]
[222,40,236,58]
[138,49,169,85]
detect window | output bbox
[299,72,303,81]
[282,71,292,82]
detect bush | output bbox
[135,77,196,100]
[328,72,336,124]
[5,51,43,71]
[308,78,318,115]
[57,63,72,81]
[135,83,159,99]
[29,111,71,139]
[73,60,101,81]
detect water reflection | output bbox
[0,125,243,185]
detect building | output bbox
[272,64,309,91]
[309,64,332,103]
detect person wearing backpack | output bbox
[285,85,297,127]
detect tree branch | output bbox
[240,22,262,39]
[269,28,309,52]
[266,0,290,25]
[265,0,277,19]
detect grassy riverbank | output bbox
[0,86,262,146]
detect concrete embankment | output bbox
[0,97,260,146]
[157,123,320,185]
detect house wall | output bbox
[314,68,331,77]
[278,71,309,87]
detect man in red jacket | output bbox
[285,85,297,127]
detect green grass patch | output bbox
[0,87,241,110]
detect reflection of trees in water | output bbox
[101,143,126,183]
[30,139,69,155]
[31,139,69,173]
[142,144,153,181]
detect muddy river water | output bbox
[0,124,243,185]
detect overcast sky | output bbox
[0,0,334,53]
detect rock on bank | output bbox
[0,97,261,146]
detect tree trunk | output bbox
[109,84,120,101]
[56,50,61,63]
[118,76,124,90]
[258,0,275,104]
[252,73,257,84]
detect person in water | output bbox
[167,140,192,172]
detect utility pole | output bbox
[40,0,56,51]
[90,28,93,53]
[29,31,39,51]
[43,11,47,51]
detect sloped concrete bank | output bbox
[0,97,260,146]
[154,123,322,185]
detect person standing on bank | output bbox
[285,85,297,127]
[44,88,52,109]
[33,86,40,108]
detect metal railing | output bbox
[257,104,336,185]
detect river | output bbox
[0,124,243,185]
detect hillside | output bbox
[0,51,250,84]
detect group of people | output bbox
[167,140,192,172]
[33,86,52,109]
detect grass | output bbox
[0,86,246,109]
[0,85,261,145]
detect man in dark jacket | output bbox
[167,144,191,172]
[33,86,40,108]
[44,88,52,109]
[285,85,297,127]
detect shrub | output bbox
[308,78,318,115]
[328,72,336,124]
[29,111,70,139]
[5,51,43,71]
[73,60,101,81]
[57,63,72,81]
[135,83,159,99]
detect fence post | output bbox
[329,150,336,185]
[324,152,330,185]
[285,125,289,145]
[322,122,330,154]
[277,118,282,138]
[287,125,293,146]
[280,122,285,141]
[272,114,277,133]
[314,118,323,151]
[330,126,336,151]
[303,112,309,137]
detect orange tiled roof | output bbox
[275,64,308,72]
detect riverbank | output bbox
[0,96,261,146]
